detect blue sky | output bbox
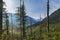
[3,0,60,19]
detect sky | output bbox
[3,0,60,19]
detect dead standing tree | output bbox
[39,13,43,40]
[5,11,9,40]
[47,0,50,39]
[47,0,49,32]
[11,13,14,40]
[30,18,33,40]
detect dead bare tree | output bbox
[29,18,33,40]
[47,0,50,40]
[47,0,49,32]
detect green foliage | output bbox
[2,3,60,40]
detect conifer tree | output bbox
[3,1,8,31]
[20,1,26,38]
[0,0,3,39]
[16,0,26,39]
[3,7,9,40]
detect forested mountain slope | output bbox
[30,8,60,40]
[31,8,60,27]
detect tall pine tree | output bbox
[0,0,3,39]
[3,7,9,40]
[20,1,26,38]
[15,0,26,39]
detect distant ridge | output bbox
[29,8,60,27]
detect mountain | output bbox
[49,8,60,24]
[7,13,38,27]
[26,16,38,25]
[25,8,60,40]
[31,8,60,27]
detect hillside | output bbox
[49,8,60,24]
[30,8,60,40]
[2,8,60,40]
[31,8,60,27]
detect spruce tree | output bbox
[3,7,9,40]
[20,1,26,38]
[15,0,26,39]
[0,0,3,39]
